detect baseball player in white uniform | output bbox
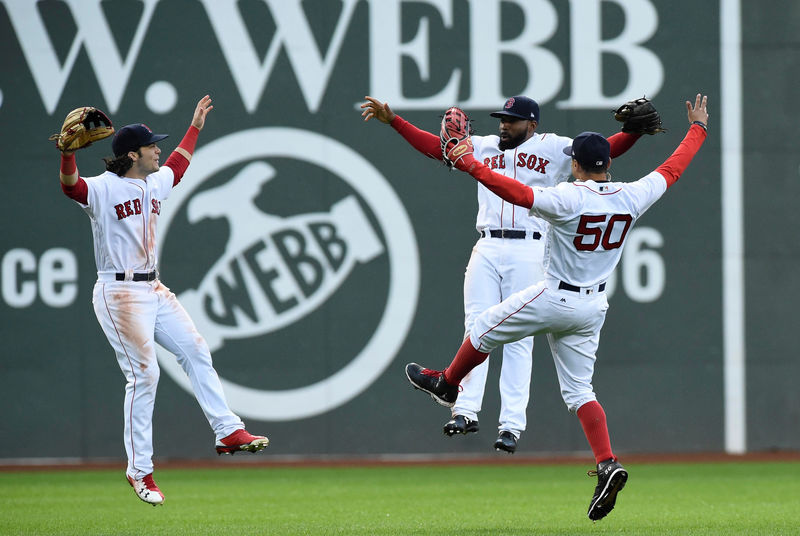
[405,94,709,521]
[360,95,643,452]
[57,96,268,506]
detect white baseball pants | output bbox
[455,236,545,436]
[93,279,244,479]
[469,279,609,413]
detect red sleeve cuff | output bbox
[61,177,88,204]
[164,125,200,185]
[164,151,190,186]
[60,153,77,175]
[178,125,200,153]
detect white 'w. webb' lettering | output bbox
[199,0,359,113]
[3,0,159,114]
[5,0,663,114]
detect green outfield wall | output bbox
[0,0,797,461]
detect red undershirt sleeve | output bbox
[390,115,442,160]
[606,131,641,158]
[164,125,200,186]
[59,153,88,203]
[655,124,708,188]
[468,161,534,209]
[61,177,88,204]
[164,151,189,186]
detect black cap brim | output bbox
[146,133,169,145]
[490,111,531,120]
[563,146,573,156]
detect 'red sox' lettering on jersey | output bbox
[56,96,269,505]
[482,153,552,175]
[111,197,162,220]
[360,92,645,455]
[114,198,145,220]
[483,154,506,170]
[402,95,708,522]
[516,153,550,173]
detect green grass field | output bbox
[1,461,798,535]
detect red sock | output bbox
[577,401,615,464]
[443,337,489,385]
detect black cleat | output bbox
[587,458,628,521]
[443,415,479,436]
[494,430,517,453]
[405,363,459,407]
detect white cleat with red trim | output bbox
[215,428,269,455]
[127,473,165,506]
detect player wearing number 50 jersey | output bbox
[57,95,268,506]
[405,95,709,521]
[361,95,644,453]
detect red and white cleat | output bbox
[215,429,269,455]
[127,473,165,506]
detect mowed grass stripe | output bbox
[1,462,798,535]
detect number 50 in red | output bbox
[573,214,633,251]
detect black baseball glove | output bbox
[613,97,665,135]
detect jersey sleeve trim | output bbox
[61,176,88,204]
[164,151,189,186]
[164,125,199,185]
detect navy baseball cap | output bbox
[563,131,610,169]
[490,96,539,121]
[112,123,169,157]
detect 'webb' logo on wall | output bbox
[156,128,419,421]
[4,0,664,114]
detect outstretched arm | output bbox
[451,154,533,208]
[465,161,534,208]
[607,131,641,158]
[360,96,396,124]
[455,95,710,207]
[360,96,442,160]
[164,95,214,185]
[58,151,88,203]
[656,94,709,188]
[59,151,78,187]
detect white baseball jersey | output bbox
[469,172,670,413]
[531,172,667,287]
[472,132,573,233]
[79,167,174,274]
[465,122,705,415]
[454,132,573,436]
[389,115,584,435]
[64,161,245,480]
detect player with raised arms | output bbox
[53,96,269,506]
[361,94,660,453]
[405,94,709,521]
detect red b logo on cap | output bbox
[505,97,515,109]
